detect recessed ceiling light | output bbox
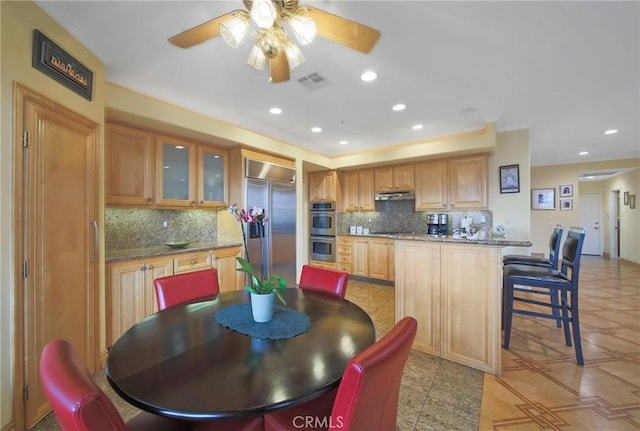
[392,103,406,112]
[311,127,322,133]
[412,124,424,130]
[579,151,589,156]
[604,129,618,135]
[174,145,184,149]
[269,107,282,115]
[360,70,377,82]
[339,140,348,145]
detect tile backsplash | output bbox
[337,200,492,235]
[105,208,217,250]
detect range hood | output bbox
[374,190,415,201]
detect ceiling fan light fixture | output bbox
[220,13,250,48]
[284,41,305,69]
[289,14,316,45]
[250,0,277,28]
[247,43,267,70]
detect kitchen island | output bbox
[389,233,532,375]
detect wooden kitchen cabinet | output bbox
[173,250,213,274]
[414,159,448,210]
[342,169,375,211]
[106,123,155,206]
[308,170,338,202]
[107,123,228,209]
[336,237,352,273]
[351,237,369,277]
[447,155,487,208]
[414,155,487,210]
[212,246,243,292]
[367,238,389,280]
[440,244,501,373]
[374,164,414,192]
[155,135,197,207]
[197,145,228,208]
[395,241,441,355]
[395,240,502,374]
[387,241,395,282]
[106,256,173,346]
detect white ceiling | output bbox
[36,1,639,168]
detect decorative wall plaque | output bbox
[32,29,93,101]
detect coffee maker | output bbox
[427,214,439,235]
[437,214,448,235]
[427,214,448,235]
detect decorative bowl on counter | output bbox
[164,241,190,249]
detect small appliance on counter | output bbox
[427,214,448,235]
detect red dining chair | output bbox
[40,340,263,431]
[263,316,418,431]
[154,269,220,311]
[298,265,349,299]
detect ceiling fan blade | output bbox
[302,7,380,53]
[168,11,241,48]
[269,51,290,83]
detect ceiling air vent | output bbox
[297,72,328,90]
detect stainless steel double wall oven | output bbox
[309,201,336,262]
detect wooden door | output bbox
[14,85,99,429]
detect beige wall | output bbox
[531,160,640,263]
[489,129,532,255]
[601,168,640,262]
[1,1,106,427]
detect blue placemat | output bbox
[214,303,311,340]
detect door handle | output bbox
[90,220,99,263]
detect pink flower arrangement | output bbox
[228,204,269,225]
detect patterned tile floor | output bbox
[480,256,640,430]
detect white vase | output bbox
[250,292,275,323]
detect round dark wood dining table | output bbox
[106,288,376,421]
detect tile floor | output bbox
[33,256,638,431]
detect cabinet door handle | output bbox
[90,220,99,263]
[147,264,153,270]
[140,266,147,272]
[191,259,197,265]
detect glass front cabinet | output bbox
[155,135,197,206]
[155,135,228,208]
[197,145,227,208]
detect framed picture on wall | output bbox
[532,188,556,210]
[560,198,573,211]
[499,164,520,194]
[560,184,573,197]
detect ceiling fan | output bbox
[168,0,380,83]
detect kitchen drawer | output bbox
[338,237,352,246]
[337,263,351,273]
[338,244,352,255]
[339,253,352,264]
[173,252,212,274]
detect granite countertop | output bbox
[106,241,243,263]
[338,232,532,248]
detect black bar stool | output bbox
[502,226,587,365]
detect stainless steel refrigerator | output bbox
[245,159,297,286]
